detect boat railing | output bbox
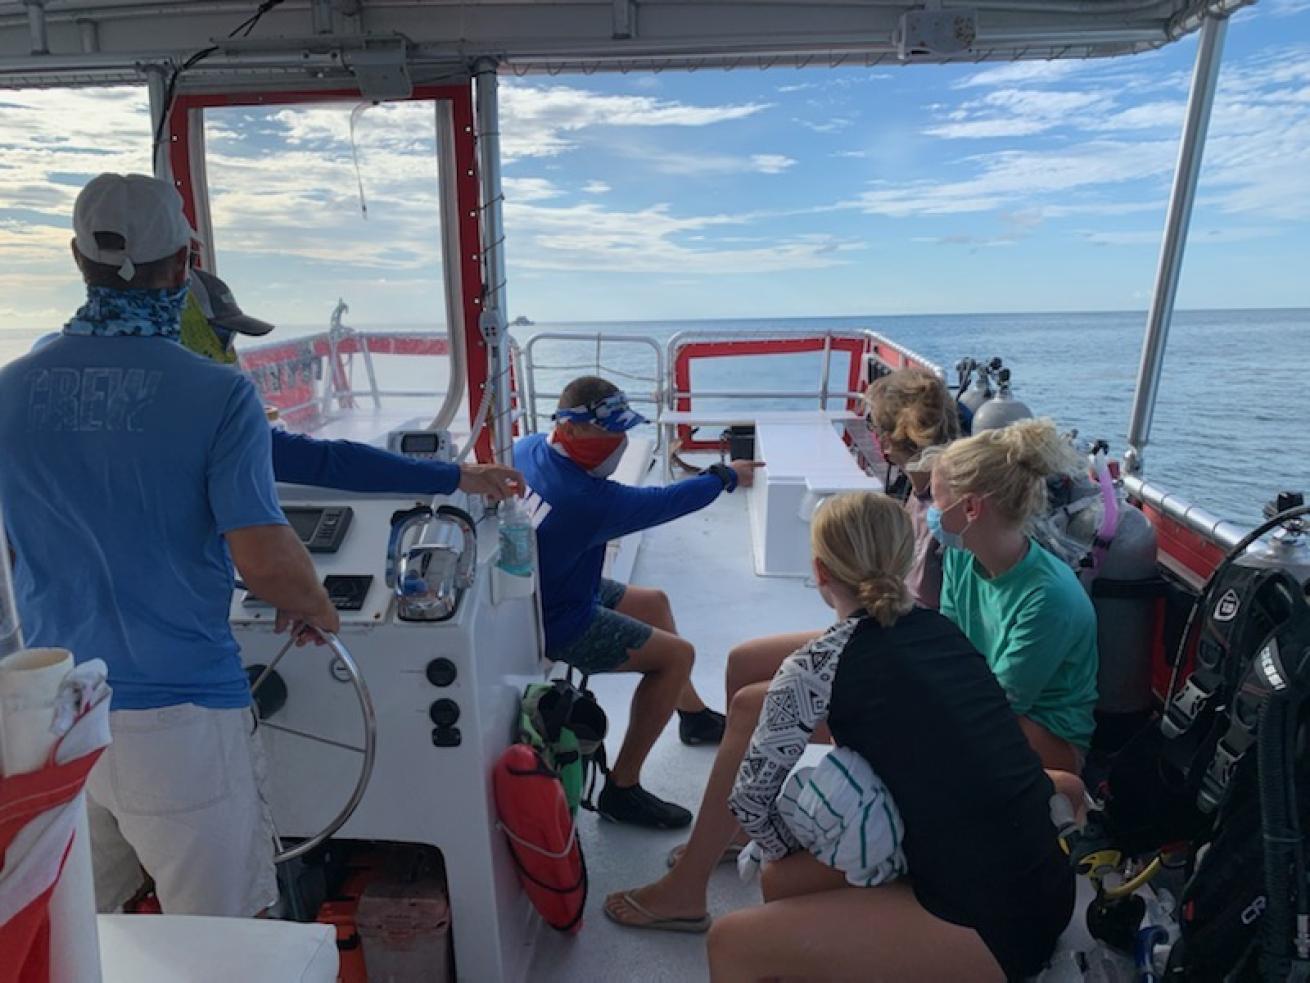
[1124,475,1246,584]
[514,328,947,455]
[664,328,943,453]
[519,332,666,442]
[241,329,453,430]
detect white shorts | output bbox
[86,703,278,917]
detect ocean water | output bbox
[4,308,1306,527]
[520,309,1310,529]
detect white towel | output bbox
[776,746,907,887]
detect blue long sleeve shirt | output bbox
[514,433,728,651]
[271,428,461,495]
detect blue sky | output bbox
[1,0,1307,332]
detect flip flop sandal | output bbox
[666,841,745,869]
[603,892,711,934]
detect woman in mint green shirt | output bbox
[925,418,1099,773]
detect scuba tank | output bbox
[1034,439,1161,732]
[956,357,995,414]
[971,366,1032,431]
[1076,502,1160,720]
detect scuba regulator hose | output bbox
[1259,689,1310,981]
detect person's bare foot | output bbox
[666,833,750,868]
[604,879,708,927]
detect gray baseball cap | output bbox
[190,269,274,337]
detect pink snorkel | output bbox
[1084,440,1120,586]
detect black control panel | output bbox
[283,505,353,553]
[324,575,372,611]
[244,573,372,611]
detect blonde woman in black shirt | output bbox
[711,493,1072,982]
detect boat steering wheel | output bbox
[248,631,378,864]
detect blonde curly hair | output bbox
[864,368,960,462]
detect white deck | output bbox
[527,487,833,983]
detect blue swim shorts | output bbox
[548,579,655,674]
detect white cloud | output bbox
[795,115,855,134]
[750,154,797,174]
[506,199,857,274]
[503,177,563,202]
[955,60,1085,89]
[634,150,797,176]
[582,180,611,194]
[1270,0,1310,15]
[853,139,1176,217]
[498,82,769,160]
[876,46,1310,226]
[925,88,1116,139]
[1085,101,1186,132]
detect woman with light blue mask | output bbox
[922,418,1099,776]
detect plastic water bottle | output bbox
[497,498,535,577]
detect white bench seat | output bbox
[748,414,882,577]
[99,914,338,983]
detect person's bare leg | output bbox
[605,682,768,924]
[607,629,693,787]
[760,851,848,903]
[1018,716,1082,773]
[724,631,832,747]
[614,585,708,714]
[725,631,821,702]
[706,883,1005,983]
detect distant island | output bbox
[511,315,534,327]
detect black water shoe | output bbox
[597,781,693,829]
[678,708,726,746]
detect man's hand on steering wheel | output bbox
[275,598,340,646]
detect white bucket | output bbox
[0,645,103,983]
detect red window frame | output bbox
[166,84,493,462]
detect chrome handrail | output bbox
[1123,475,1245,553]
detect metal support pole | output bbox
[310,0,333,34]
[430,99,469,433]
[473,57,514,465]
[145,63,171,181]
[77,18,98,53]
[1124,14,1227,475]
[25,0,47,55]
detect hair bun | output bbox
[857,573,912,628]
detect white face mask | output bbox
[589,434,629,478]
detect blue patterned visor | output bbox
[553,390,648,432]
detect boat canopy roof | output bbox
[0,0,1252,91]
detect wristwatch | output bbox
[701,463,738,493]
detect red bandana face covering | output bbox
[553,429,626,472]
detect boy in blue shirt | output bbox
[516,376,758,828]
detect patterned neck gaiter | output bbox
[64,282,190,340]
